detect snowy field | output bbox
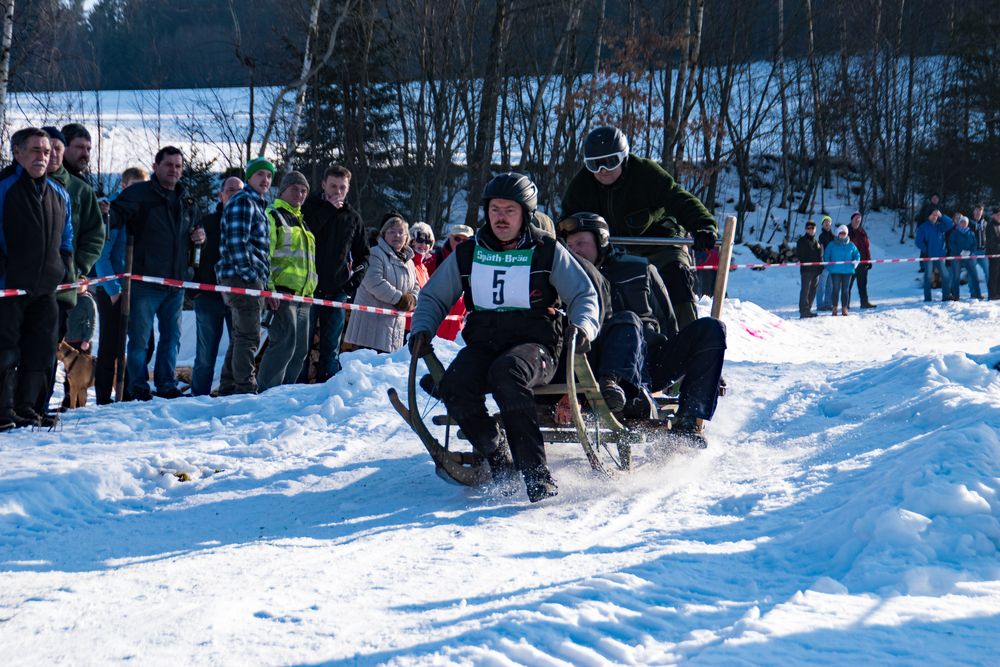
[2,196,1000,664]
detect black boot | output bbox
[0,364,17,432]
[598,375,627,413]
[15,370,57,430]
[485,437,519,496]
[670,415,708,449]
[523,466,558,503]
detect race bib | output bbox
[470,246,533,311]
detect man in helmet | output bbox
[409,172,600,503]
[558,212,727,445]
[561,126,718,330]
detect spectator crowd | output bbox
[0,123,473,432]
[2,121,998,436]
[794,200,1000,317]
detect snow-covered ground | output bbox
[2,196,1000,665]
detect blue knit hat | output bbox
[41,126,67,146]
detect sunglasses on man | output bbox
[584,150,627,174]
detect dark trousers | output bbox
[830,274,851,309]
[439,342,557,473]
[849,264,871,304]
[94,288,121,404]
[644,317,726,421]
[219,277,263,395]
[655,260,698,330]
[988,258,1000,300]
[192,293,232,396]
[0,293,59,419]
[299,292,349,382]
[799,269,821,315]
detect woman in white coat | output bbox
[343,214,419,353]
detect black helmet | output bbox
[584,126,629,159]
[481,172,538,220]
[556,211,611,258]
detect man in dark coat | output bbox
[0,128,74,430]
[190,176,242,395]
[298,164,369,382]
[558,212,727,447]
[111,146,204,400]
[847,212,876,308]
[562,126,718,330]
[796,220,823,318]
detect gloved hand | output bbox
[692,230,717,252]
[394,293,416,311]
[566,324,590,354]
[408,331,433,358]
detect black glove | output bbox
[693,230,717,252]
[408,331,433,358]
[566,325,590,354]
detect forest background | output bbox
[1,0,999,244]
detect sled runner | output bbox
[387,336,651,486]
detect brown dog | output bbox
[57,340,96,409]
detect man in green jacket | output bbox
[561,126,717,329]
[258,171,318,392]
[42,126,106,417]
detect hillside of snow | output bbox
[1,196,999,664]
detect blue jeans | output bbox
[975,252,989,281]
[299,293,348,382]
[126,283,183,396]
[830,274,851,310]
[923,259,951,301]
[192,293,232,396]
[593,311,646,391]
[950,257,982,299]
[816,270,832,308]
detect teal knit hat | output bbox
[245,157,275,181]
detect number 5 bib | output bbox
[470,245,534,311]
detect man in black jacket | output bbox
[796,220,823,318]
[190,176,242,395]
[558,212,726,446]
[111,146,205,400]
[298,164,369,382]
[562,126,718,330]
[0,128,75,431]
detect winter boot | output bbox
[523,466,559,503]
[484,429,518,496]
[670,415,708,449]
[14,370,56,430]
[0,364,17,432]
[861,301,877,309]
[418,373,441,399]
[598,375,627,413]
[841,306,849,316]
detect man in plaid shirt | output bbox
[216,157,273,394]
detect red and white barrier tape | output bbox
[693,253,1000,271]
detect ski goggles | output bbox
[556,216,587,236]
[584,150,627,173]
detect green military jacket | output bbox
[266,198,318,297]
[48,166,106,307]
[561,155,717,267]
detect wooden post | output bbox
[113,233,134,401]
[711,215,736,320]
